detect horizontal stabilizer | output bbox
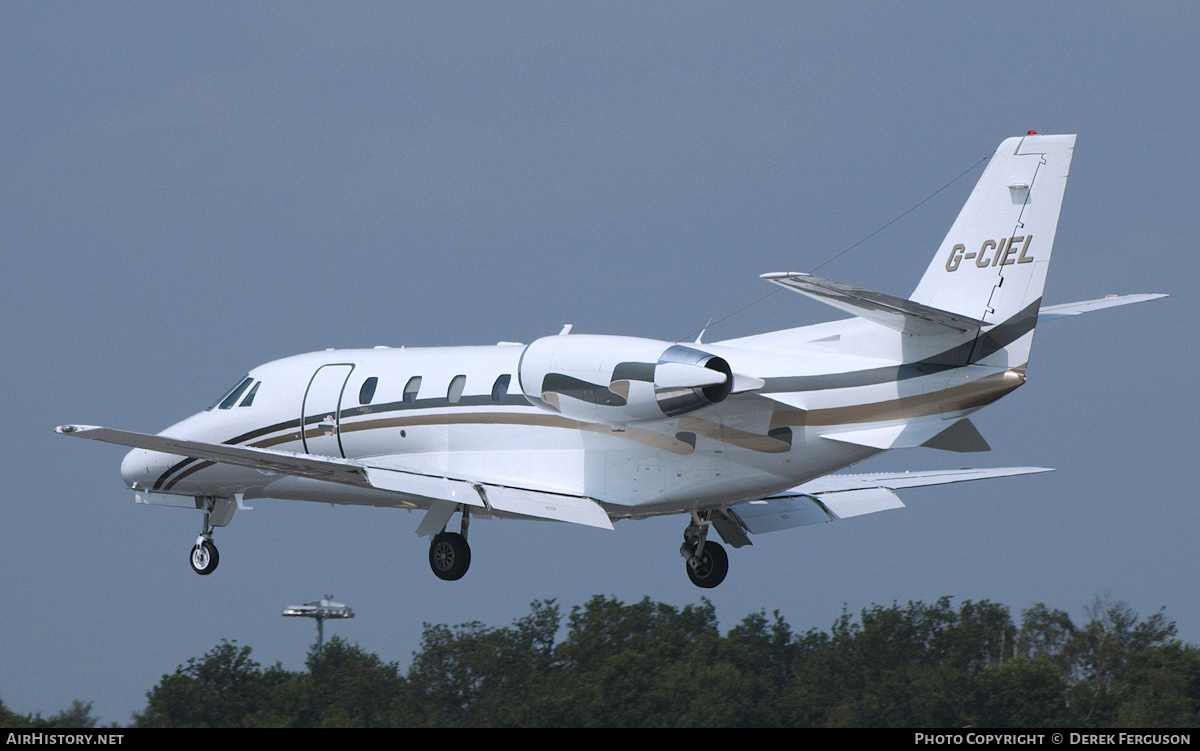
[1038,293,1167,321]
[762,272,986,336]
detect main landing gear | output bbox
[429,505,472,581]
[680,511,729,589]
[419,504,734,587]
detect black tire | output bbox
[429,532,471,581]
[190,540,219,576]
[685,541,728,588]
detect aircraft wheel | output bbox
[190,539,219,576]
[685,541,728,589]
[429,532,471,581]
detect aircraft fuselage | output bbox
[121,329,1021,521]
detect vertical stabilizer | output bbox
[909,134,1074,364]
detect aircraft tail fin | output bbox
[908,133,1075,364]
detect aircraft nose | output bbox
[121,448,160,490]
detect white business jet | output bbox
[58,133,1164,588]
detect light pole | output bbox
[282,595,354,649]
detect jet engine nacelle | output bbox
[518,335,733,426]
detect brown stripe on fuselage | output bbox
[161,411,696,493]
[675,416,791,454]
[769,368,1025,431]
[160,369,1025,492]
[336,411,696,455]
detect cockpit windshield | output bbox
[207,376,253,411]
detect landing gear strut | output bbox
[681,511,729,588]
[188,496,237,576]
[429,505,472,581]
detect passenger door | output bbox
[302,364,354,457]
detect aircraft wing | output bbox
[55,424,613,530]
[1037,293,1167,321]
[793,466,1054,493]
[729,466,1052,536]
[58,424,373,485]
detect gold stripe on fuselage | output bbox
[161,369,1023,492]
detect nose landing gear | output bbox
[190,537,219,575]
[187,496,238,576]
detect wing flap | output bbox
[479,485,614,530]
[733,494,834,533]
[818,487,906,518]
[363,467,486,508]
[732,487,908,535]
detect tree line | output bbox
[3,594,1197,727]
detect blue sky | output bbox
[2,2,1196,725]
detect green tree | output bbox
[133,640,294,727]
[971,657,1070,727]
[0,697,102,728]
[1017,603,1076,667]
[1116,642,1200,727]
[405,600,562,727]
[1064,595,1178,725]
[296,636,409,727]
[785,597,1020,727]
[546,596,722,727]
[124,593,1199,728]
[719,609,798,726]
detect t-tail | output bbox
[908,133,1076,367]
[759,131,1165,376]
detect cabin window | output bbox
[491,374,511,403]
[215,377,254,410]
[403,376,422,404]
[238,381,261,407]
[359,377,378,405]
[447,374,466,404]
